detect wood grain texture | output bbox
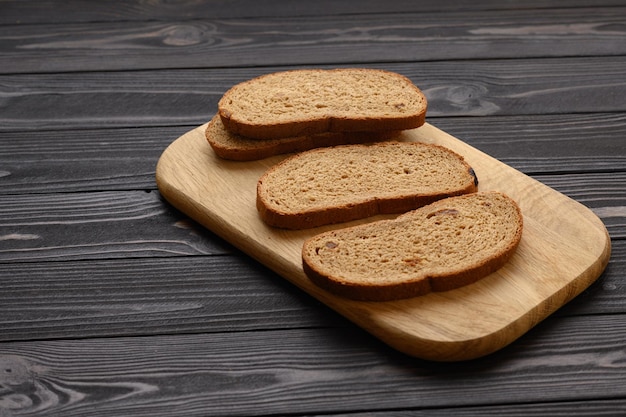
[432,113,626,174]
[0,126,191,193]
[4,0,625,24]
[1,314,626,416]
[2,58,626,132]
[329,399,626,416]
[0,191,230,262]
[1,7,625,73]
[156,123,610,361]
[0,256,335,342]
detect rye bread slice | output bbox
[256,141,478,229]
[302,191,523,301]
[218,68,427,140]
[205,114,401,161]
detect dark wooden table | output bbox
[2,1,626,415]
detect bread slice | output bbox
[256,141,479,229]
[219,68,427,140]
[302,191,523,301]
[205,114,401,161]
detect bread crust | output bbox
[205,114,401,161]
[218,68,427,140]
[302,192,523,301]
[256,141,479,229]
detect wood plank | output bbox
[2,58,626,132]
[0,240,622,343]
[2,113,625,195]
[325,399,626,416]
[1,7,625,73]
[3,0,625,24]
[0,191,230,262]
[0,126,191,193]
[0,256,336,342]
[1,314,626,416]
[432,113,626,174]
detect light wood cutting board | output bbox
[156,122,611,361]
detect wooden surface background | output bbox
[1,0,626,415]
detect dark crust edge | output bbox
[206,115,402,161]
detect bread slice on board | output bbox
[256,141,478,229]
[302,191,523,301]
[218,68,427,140]
[205,114,401,161]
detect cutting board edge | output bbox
[155,123,612,362]
[377,234,611,361]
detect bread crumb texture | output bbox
[257,141,478,228]
[302,192,523,301]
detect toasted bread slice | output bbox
[205,114,401,161]
[219,68,427,140]
[256,141,478,229]
[302,191,523,301]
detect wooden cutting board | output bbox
[156,123,611,361]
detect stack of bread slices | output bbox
[206,68,523,301]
